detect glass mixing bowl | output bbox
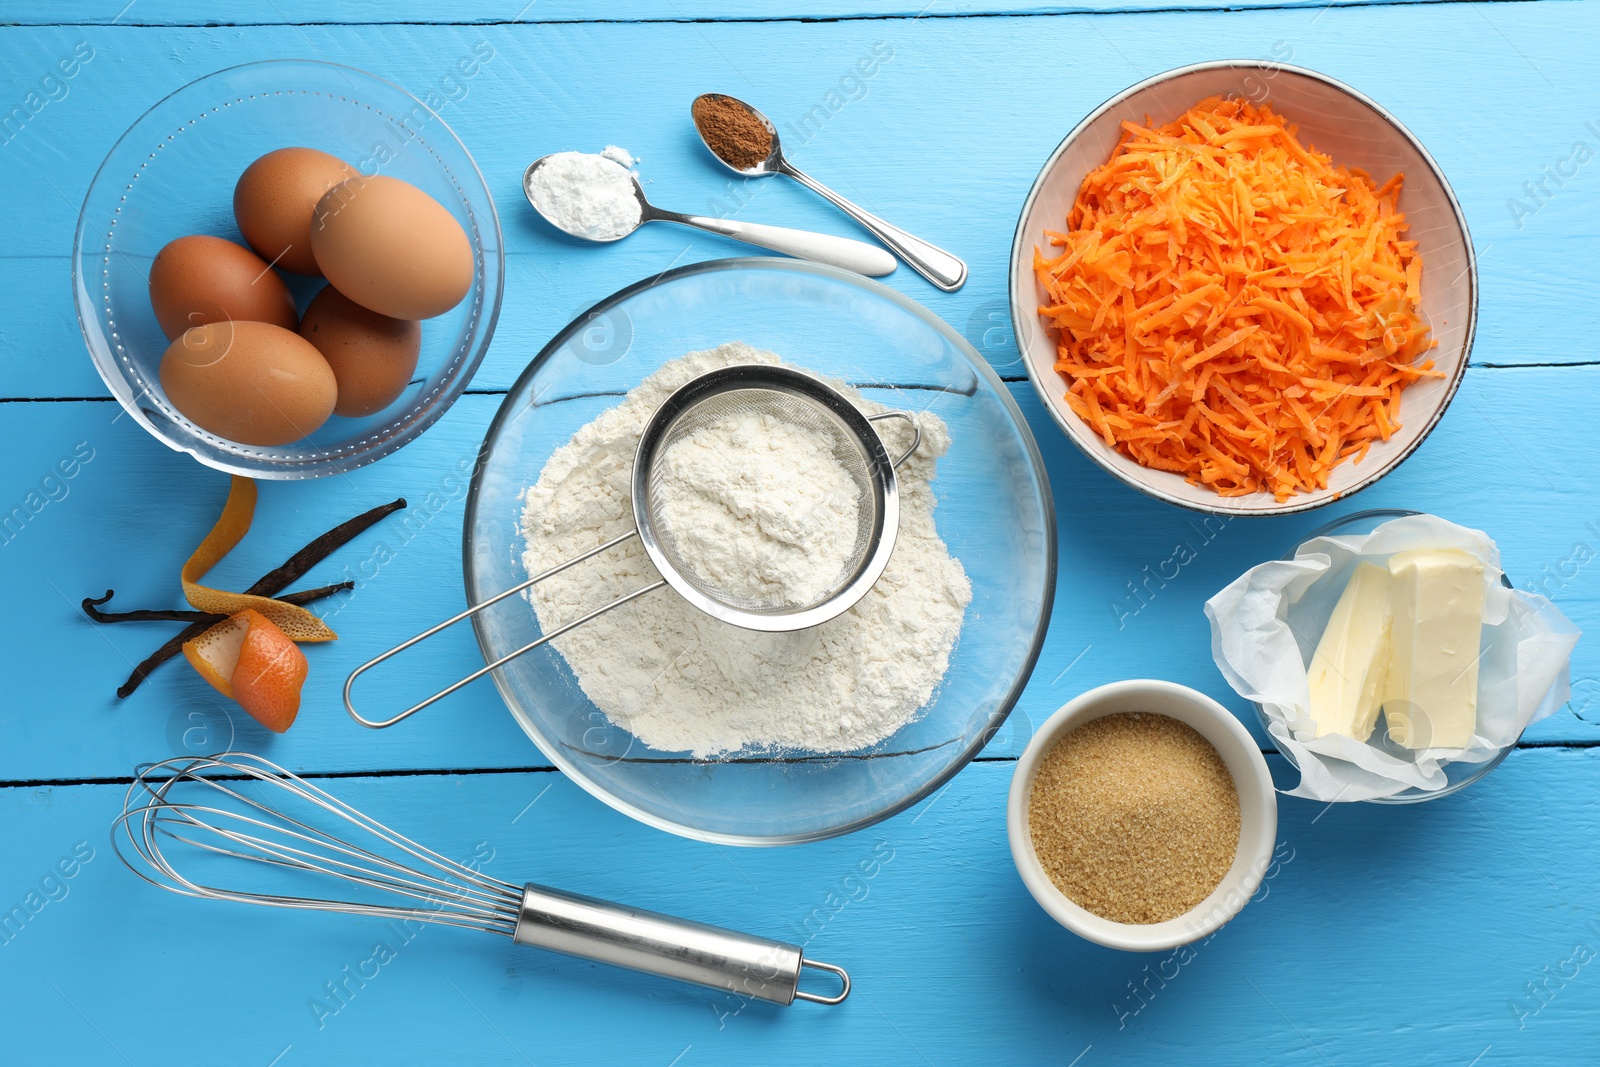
[464,259,1057,845]
[73,60,503,479]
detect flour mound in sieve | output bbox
[653,405,862,609]
[518,342,972,757]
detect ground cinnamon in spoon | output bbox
[1028,712,1240,924]
[693,94,774,171]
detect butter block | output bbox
[1383,548,1486,750]
[1307,562,1392,742]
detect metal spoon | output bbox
[691,94,968,292]
[522,154,896,277]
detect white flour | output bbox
[653,407,860,609]
[519,342,971,757]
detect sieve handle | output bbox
[343,529,666,729]
[867,410,921,467]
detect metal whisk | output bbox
[114,753,849,1006]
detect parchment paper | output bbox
[1205,514,1580,801]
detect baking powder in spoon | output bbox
[526,148,642,240]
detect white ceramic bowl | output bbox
[1009,61,1475,516]
[1007,680,1278,951]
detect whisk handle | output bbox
[512,883,849,1006]
[343,530,661,729]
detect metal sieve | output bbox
[346,364,920,728]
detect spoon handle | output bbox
[780,163,967,292]
[658,209,897,277]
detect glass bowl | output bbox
[463,258,1057,845]
[1255,508,1514,803]
[73,59,503,479]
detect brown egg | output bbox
[234,147,359,276]
[148,235,298,340]
[299,285,422,418]
[310,175,474,320]
[159,320,337,446]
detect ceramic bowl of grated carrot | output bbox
[1010,62,1475,515]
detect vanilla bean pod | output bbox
[111,497,406,698]
[82,582,354,625]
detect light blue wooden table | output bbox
[4,2,1597,1063]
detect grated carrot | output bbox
[1035,96,1441,501]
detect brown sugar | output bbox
[692,94,774,171]
[1027,712,1240,925]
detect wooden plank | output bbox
[4,0,1520,27]
[1,3,1596,402]
[2,363,1593,784]
[2,750,1595,1063]
[3,6,1595,1064]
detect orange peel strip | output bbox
[182,476,337,642]
[182,608,307,733]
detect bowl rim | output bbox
[1006,679,1279,951]
[1007,59,1477,517]
[462,255,1059,846]
[72,57,504,480]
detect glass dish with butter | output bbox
[1206,510,1580,804]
